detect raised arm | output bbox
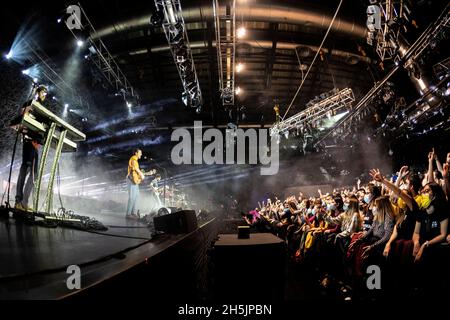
[435,154,444,176]
[396,166,409,188]
[369,168,415,211]
[443,163,450,200]
[427,149,435,184]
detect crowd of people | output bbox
[244,149,450,300]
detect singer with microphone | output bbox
[15,84,48,212]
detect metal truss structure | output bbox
[366,0,411,61]
[22,38,91,112]
[270,88,355,137]
[154,0,202,110]
[367,1,450,63]
[70,3,140,104]
[315,3,450,146]
[213,0,236,107]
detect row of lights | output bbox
[235,26,247,96]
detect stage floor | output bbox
[0,211,194,299]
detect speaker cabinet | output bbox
[153,210,198,234]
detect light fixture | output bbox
[76,40,84,47]
[235,86,242,95]
[126,101,132,108]
[33,78,38,83]
[57,18,62,23]
[64,103,69,108]
[5,51,13,59]
[236,63,244,73]
[237,26,246,38]
[22,69,30,75]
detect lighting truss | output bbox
[399,5,450,69]
[69,3,140,104]
[13,37,91,112]
[270,88,355,137]
[315,3,450,146]
[368,1,450,62]
[213,0,236,106]
[366,0,410,61]
[154,0,202,110]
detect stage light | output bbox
[236,63,244,73]
[5,51,13,59]
[33,78,38,83]
[237,26,246,38]
[57,18,62,23]
[235,86,242,95]
[127,101,132,108]
[63,104,69,118]
[22,69,30,75]
[76,40,84,47]
[84,55,88,59]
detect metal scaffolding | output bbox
[154,0,202,110]
[213,0,236,107]
[69,3,140,104]
[270,88,355,137]
[315,3,450,146]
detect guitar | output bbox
[130,169,156,185]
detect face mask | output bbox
[326,204,336,211]
[364,194,372,204]
[311,208,317,215]
[417,194,431,209]
[343,204,348,211]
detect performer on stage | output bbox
[150,174,163,208]
[15,85,48,212]
[126,148,145,219]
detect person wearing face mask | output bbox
[369,168,420,294]
[347,196,395,281]
[412,183,448,262]
[410,182,449,295]
[361,185,382,232]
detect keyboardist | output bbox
[15,84,48,212]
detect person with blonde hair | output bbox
[348,195,395,277]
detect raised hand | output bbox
[369,168,383,182]
[428,148,435,162]
[443,163,449,179]
[398,165,409,178]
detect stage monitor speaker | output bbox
[153,210,198,234]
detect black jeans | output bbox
[15,139,38,206]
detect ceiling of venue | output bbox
[0,0,448,178]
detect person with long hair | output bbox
[348,196,396,278]
[412,182,448,262]
[325,197,363,253]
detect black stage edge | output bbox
[0,212,218,300]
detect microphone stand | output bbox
[147,158,168,207]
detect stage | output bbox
[0,211,218,300]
